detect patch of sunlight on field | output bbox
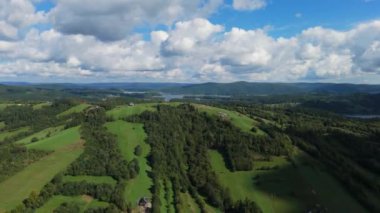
[57,103,91,117]
[193,104,265,135]
[15,125,64,145]
[26,126,80,151]
[0,140,84,212]
[106,103,156,119]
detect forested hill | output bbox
[161,82,380,96]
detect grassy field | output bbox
[106,120,153,207]
[0,133,83,212]
[57,103,91,117]
[15,125,64,145]
[0,103,11,111]
[33,102,51,110]
[193,104,265,135]
[106,103,156,119]
[0,127,30,142]
[26,126,80,151]
[178,193,200,213]
[208,149,365,213]
[0,122,5,129]
[62,175,117,186]
[36,195,109,213]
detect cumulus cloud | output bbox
[0,0,46,40]
[161,18,223,56]
[49,0,223,41]
[1,2,380,83]
[232,0,267,11]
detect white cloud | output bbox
[49,0,223,41]
[1,5,380,83]
[0,0,46,40]
[162,18,223,55]
[0,21,18,40]
[233,0,267,11]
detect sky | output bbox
[0,0,380,83]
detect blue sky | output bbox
[214,0,380,37]
[34,0,380,38]
[0,0,380,83]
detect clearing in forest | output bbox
[208,149,366,213]
[106,120,153,207]
[57,103,91,117]
[193,104,265,135]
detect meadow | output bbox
[25,126,81,151]
[33,102,52,110]
[57,103,91,117]
[0,127,83,212]
[106,108,153,208]
[208,149,366,213]
[36,195,109,213]
[15,125,64,145]
[193,104,265,135]
[0,127,30,142]
[106,103,156,119]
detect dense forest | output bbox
[126,104,297,212]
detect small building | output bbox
[138,197,152,209]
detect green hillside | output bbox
[0,127,83,212]
[0,100,378,213]
[57,103,91,117]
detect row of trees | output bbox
[0,144,49,182]
[0,100,75,131]
[11,106,137,212]
[223,102,380,212]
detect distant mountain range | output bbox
[0,82,190,91]
[1,81,380,96]
[161,82,380,96]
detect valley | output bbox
[0,93,379,212]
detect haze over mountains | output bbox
[2,81,380,95]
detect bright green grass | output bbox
[178,193,200,213]
[106,103,156,119]
[0,139,83,212]
[36,195,109,213]
[0,104,10,111]
[106,120,153,207]
[208,150,365,213]
[57,103,91,117]
[33,102,51,110]
[0,127,29,142]
[15,125,64,145]
[193,104,265,135]
[26,126,80,151]
[62,175,117,186]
